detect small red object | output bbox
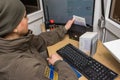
[49,19,54,24]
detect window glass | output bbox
[20,0,41,14]
[110,0,120,24]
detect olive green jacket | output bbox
[0,27,78,80]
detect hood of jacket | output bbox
[0,30,33,54]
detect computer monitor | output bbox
[104,0,120,41]
[42,0,95,28]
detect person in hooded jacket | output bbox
[0,0,78,80]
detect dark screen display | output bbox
[43,0,95,26]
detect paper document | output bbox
[73,15,86,26]
[103,39,120,63]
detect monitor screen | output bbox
[42,0,95,27]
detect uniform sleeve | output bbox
[12,57,78,80]
[39,26,67,46]
[54,60,78,80]
[31,26,67,51]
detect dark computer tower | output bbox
[42,0,95,41]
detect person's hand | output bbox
[65,18,75,30]
[47,53,63,65]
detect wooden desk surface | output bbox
[47,35,120,80]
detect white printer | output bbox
[79,32,98,56]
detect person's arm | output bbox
[39,18,74,46]
[47,53,78,80]
[12,54,77,80]
[32,19,74,47]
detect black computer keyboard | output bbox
[57,43,118,80]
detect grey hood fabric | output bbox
[0,0,25,37]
